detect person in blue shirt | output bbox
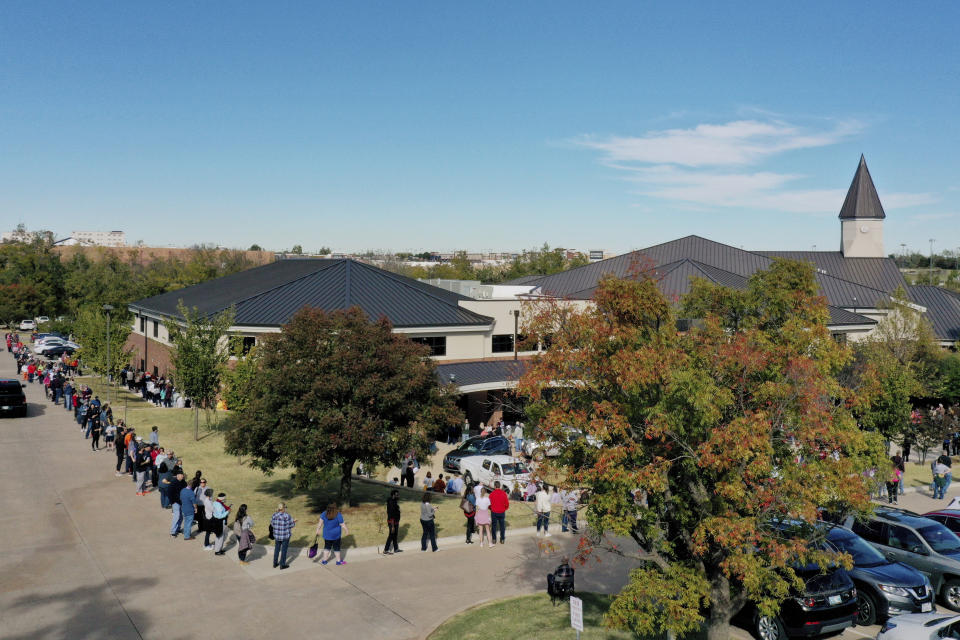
[180,484,198,540]
[316,503,347,566]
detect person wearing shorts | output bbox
[317,503,347,566]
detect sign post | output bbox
[569,595,583,639]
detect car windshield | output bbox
[0,382,22,393]
[917,524,960,553]
[457,441,483,454]
[827,530,886,568]
[500,463,529,475]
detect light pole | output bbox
[930,239,936,283]
[102,304,113,403]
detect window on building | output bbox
[491,334,514,353]
[139,316,146,333]
[153,321,158,338]
[152,365,159,377]
[140,359,145,371]
[410,336,446,357]
[242,336,256,355]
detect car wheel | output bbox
[856,590,878,626]
[754,614,786,640]
[942,579,960,611]
[464,472,473,485]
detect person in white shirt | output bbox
[535,484,552,537]
[513,423,525,456]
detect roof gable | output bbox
[131,258,493,329]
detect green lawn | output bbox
[77,376,536,548]
[427,593,653,640]
[901,454,953,491]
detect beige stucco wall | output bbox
[841,219,884,258]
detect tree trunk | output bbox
[339,458,355,505]
[705,574,735,640]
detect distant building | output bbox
[70,230,126,247]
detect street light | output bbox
[102,304,113,403]
[930,239,936,282]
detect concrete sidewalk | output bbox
[0,355,636,640]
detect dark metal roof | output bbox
[526,235,892,312]
[435,359,530,387]
[826,306,877,326]
[130,259,493,329]
[758,251,909,296]
[838,155,886,220]
[906,286,960,342]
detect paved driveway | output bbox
[0,357,636,640]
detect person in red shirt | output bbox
[489,481,510,545]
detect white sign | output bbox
[569,595,584,632]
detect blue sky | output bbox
[2,2,958,256]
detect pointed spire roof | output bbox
[839,155,886,220]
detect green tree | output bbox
[847,289,943,444]
[248,244,263,251]
[519,259,881,640]
[167,303,235,433]
[488,243,590,283]
[223,307,462,502]
[72,305,133,379]
[290,244,303,255]
[941,354,960,406]
[0,231,66,315]
[0,283,44,327]
[221,342,260,414]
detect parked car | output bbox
[0,379,28,417]
[741,564,858,640]
[458,455,531,492]
[34,332,65,342]
[823,524,934,624]
[923,509,960,537]
[522,426,601,460]
[876,612,960,640]
[840,507,960,611]
[34,316,49,325]
[18,319,36,331]
[34,338,67,354]
[42,345,76,359]
[442,436,510,473]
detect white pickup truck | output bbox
[458,455,532,493]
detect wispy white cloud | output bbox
[574,118,936,214]
[576,119,864,168]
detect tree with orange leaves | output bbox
[518,259,883,640]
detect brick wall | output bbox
[124,333,175,378]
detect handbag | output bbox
[246,529,256,545]
[308,535,319,559]
[268,523,275,540]
[459,497,472,512]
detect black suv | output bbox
[824,524,933,624]
[0,379,28,417]
[746,565,858,640]
[841,507,960,611]
[443,436,510,473]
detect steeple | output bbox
[839,154,886,220]
[839,155,885,257]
